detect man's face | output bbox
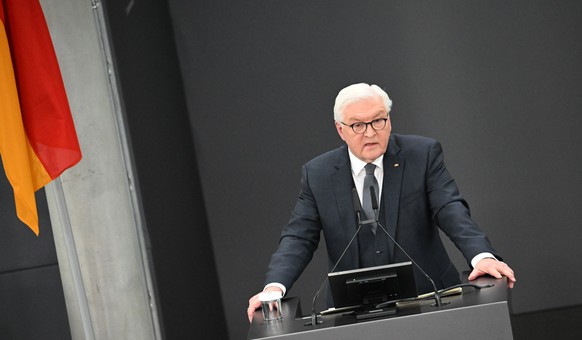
[335,95,391,163]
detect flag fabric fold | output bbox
[0,0,81,235]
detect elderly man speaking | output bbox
[247,83,515,322]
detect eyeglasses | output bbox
[340,118,388,134]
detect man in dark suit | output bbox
[247,83,515,321]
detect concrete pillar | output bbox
[39,0,160,338]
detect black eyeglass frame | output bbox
[340,117,388,134]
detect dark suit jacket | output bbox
[264,134,498,296]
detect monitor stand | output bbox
[354,303,397,320]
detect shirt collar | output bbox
[347,148,384,176]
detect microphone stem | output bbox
[310,218,363,325]
[374,210,443,307]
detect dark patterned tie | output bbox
[363,163,379,234]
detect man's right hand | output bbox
[247,286,284,323]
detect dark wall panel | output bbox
[0,188,58,271]
[167,1,582,338]
[0,266,71,340]
[101,0,227,339]
[0,163,71,338]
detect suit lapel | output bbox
[382,136,403,260]
[332,146,359,269]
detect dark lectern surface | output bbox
[248,277,513,340]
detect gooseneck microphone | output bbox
[369,186,444,308]
[307,188,369,326]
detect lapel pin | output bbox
[394,163,399,167]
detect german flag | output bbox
[0,0,81,235]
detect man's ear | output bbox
[335,121,346,141]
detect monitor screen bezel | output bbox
[328,261,418,309]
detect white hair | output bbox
[333,83,392,122]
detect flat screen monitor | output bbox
[328,262,417,318]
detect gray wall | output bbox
[166,1,582,338]
[101,0,227,338]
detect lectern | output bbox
[248,276,513,340]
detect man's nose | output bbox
[364,124,377,137]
